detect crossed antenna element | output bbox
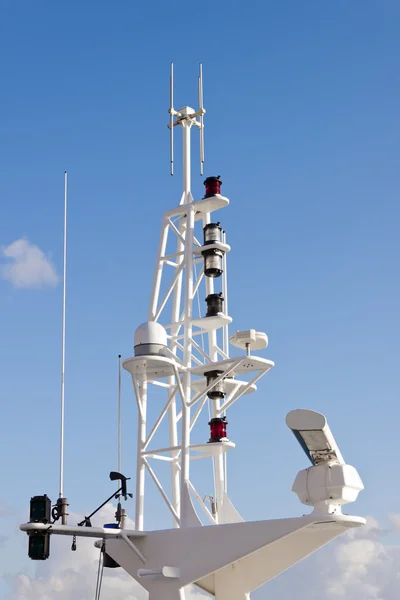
[169,63,205,176]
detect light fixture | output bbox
[208,417,228,443]
[205,370,226,400]
[201,222,225,278]
[28,495,51,560]
[205,293,224,317]
[203,175,222,198]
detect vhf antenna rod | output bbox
[169,62,174,175]
[198,63,204,175]
[59,171,67,500]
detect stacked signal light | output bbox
[201,176,230,445]
[201,176,227,279]
[203,222,224,277]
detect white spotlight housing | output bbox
[286,409,344,465]
[286,409,364,515]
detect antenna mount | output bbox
[168,62,206,177]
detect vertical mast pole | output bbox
[169,219,185,525]
[182,119,191,195]
[222,230,229,493]
[203,213,225,518]
[166,66,183,523]
[136,381,147,530]
[59,171,67,499]
[180,117,194,526]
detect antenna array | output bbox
[169,62,205,176]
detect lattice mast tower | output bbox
[122,63,273,530]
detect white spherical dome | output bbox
[134,321,167,357]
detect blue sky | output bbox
[0,1,399,598]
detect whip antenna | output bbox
[55,171,69,525]
[118,354,122,475]
[59,171,67,499]
[169,62,174,175]
[198,63,205,175]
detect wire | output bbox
[94,542,105,600]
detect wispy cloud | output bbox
[1,238,58,289]
[267,514,400,600]
[389,514,400,532]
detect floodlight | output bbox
[286,409,344,466]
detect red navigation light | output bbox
[204,176,222,198]
[208,417,228,443]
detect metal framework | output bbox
[123,65,274,530]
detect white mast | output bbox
[123,64,274,531]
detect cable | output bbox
[94,542,105,600]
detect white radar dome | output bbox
[134,321,168,358]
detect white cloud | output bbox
[265,515,400,600]
[322,515,400,600]
[1,239,58,289]
[389,514,400,532]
